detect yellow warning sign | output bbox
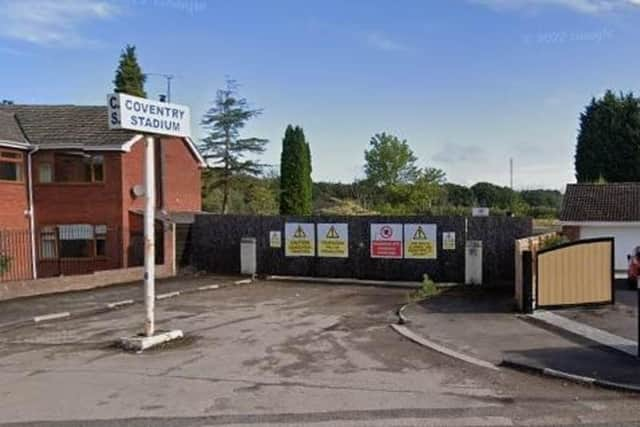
[412,226,428,241]
[293,225,307,239]
[326,226,340,239]
[285,223,315,257]
[404,224,437,259]
[318,223,348,258]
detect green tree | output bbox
[113,44,146,97]
[520,189,562,208]
[444,183,473,206]
[364,133,420,188]
[280,125,312,215]
[200,79,268,214]
[470,182,518,209]
[575,90,640,182]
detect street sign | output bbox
[472,207,490,217]
[317,223,349,258]
[107,93,191,137]
[371,223,403,259]
[108,92,190,342]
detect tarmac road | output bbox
[0,278,639,426]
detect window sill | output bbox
[36,182,106,186]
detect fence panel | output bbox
[537,238,614,308]
[0,229,33,282]
[191,214,532,283]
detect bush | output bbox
[0,253,11,275]
[540,235,569,250]
[409,274,441,302]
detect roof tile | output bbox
[560,183,640,222]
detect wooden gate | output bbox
[536,238,614,308]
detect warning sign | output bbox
[404,224,437,259]
[443,232,455,251]
[285,223,315,257]
[269,231,282,248]
[371,223,403,259]
[318,223,348,258]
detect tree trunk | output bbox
[221,177,229,214]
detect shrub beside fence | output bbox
[0,230,33,282]
[191,215,532,284]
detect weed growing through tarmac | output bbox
[407,274,441,303]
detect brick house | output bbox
[0,105,204,280]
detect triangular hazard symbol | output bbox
[412,226,428,241]
[293,226,307,238]
[326,226,340,239]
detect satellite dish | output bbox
[132,184,146,198]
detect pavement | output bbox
[0,273,242,330]
[2,277,640,425]
[403,287,640,391]
[547,284,637,342]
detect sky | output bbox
[2,0,640,190]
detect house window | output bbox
[0,150,23,182]
[40,226,57,259]
[39,163,53,183]
[40,225,108,259]
[95,225,107,257]
[58,224,94,258]
[53,153,105,183]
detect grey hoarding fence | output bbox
[190,215,532,284]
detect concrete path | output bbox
[403,287,640,390]
[1,281,640,425]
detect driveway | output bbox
[1,278,640,426]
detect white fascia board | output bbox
[185,136,206,167]
[560,221,640,227]
[121,134,144,151]
[0,140,32,150]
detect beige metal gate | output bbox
[536,238,614,308]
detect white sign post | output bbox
[109,93,190,350]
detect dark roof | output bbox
[0,111,29,146]
[0,105,136,147]
[560,183,640,222]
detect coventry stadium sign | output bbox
[107,93,191,138]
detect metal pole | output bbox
[144,135,156,337]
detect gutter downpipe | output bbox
[27,146,38,279]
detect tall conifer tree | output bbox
[200,79,268,214]
[113,44,146,98]
[280,125,312,215]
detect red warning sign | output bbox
[370,224,403,258]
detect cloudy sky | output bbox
[2,0,640,189]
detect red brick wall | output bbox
[32,151,124,271]
[33,151,124,228]
[0,148,32,280]
[0,148,29,230]
[121,137,202,216]
[120,137,201,266]
[160,137,202,212]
